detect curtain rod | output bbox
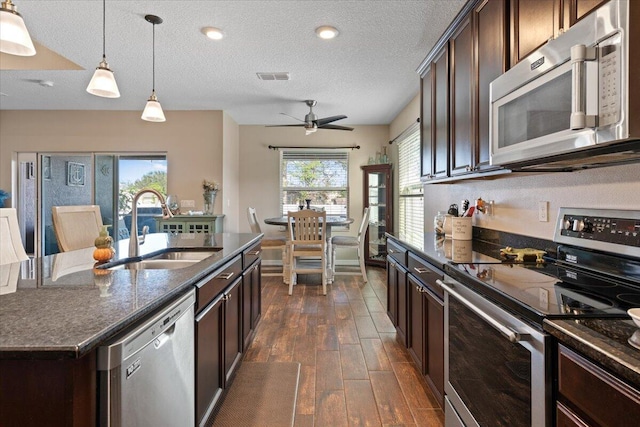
[268,145,360,150]
[389,117,420,144]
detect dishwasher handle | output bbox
[437,279,528,343]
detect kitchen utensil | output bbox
[461,200,469,215]
[464,206,475,217]
[448,204,459,217]
[499,247,546,263]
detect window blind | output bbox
[397,124,423,247]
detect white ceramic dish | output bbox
[629,330,640,350]
[627,308,640,328]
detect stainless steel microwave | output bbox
[489,0,640,171]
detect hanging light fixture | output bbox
[0,0,36,56]
[86,0,120,98]
[141,14,165,122]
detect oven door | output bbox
[438,277,550,427]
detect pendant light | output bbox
[0,0,36,56]
[86,0,120,98]
[141,14,165,122]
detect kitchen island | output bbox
[0,232,262,426]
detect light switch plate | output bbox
[538,201,548,222]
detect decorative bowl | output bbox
[627,308,640,328]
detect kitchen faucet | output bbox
[129,188,173,257]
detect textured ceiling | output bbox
[0,0,466,125]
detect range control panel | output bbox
[555,208,640,259]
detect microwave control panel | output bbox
[598,33,621,127]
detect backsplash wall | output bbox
[423,163,640,241]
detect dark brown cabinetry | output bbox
[474,0,507,170]
[420,66,433,178]
[387,237,444,406]
[556,344,640,427]
[510,0,559,67]
[432,46,449,179]
[362,163,393,266]
[195,246,262,427]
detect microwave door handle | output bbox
[570,44,597,130]
[438,279,528,343]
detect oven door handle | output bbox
[437,279,529,344]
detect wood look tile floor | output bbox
[243,268,444,427]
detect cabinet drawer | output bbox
[408,253,443,300]
[195,255,242,313]
[243,241,262,269]
[387,239,407,267]
[558,344,640,427]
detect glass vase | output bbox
[203,191,217,215]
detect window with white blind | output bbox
[280,151,349,216]
[397,124,423,247]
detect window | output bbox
[280,151,349,216]
[397,124,423,247]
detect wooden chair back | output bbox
[287,210,326,246]
[246,207,262,234]
[52,205,103,252]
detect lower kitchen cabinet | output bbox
[387,236,445,408]
[194,247,262,427]
[556,344,640,426]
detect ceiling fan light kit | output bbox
[315,25,339,40]
[86,0,120,98]
[141,14,166,122]
[0,0,36,56]
[202,27,224,40]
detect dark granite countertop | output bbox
[0,232,261,359]
[544,318,640,388]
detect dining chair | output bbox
[52,205,103,252]
[287,209,327,295]
[330,207,369,283]
[0,208,29,265]
[246,207,289,279]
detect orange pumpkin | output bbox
[93,247,115,262]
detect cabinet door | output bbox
[396,264,409,346]
[511,0,559,66]
[250,261,262,329]
[159,221,185,233]
[449,16,474,176]
[475,0,506,170]
[241,261,262,350]
[195,295,224,426]
[187,221,212,233]
[223,278,243,385]
[432,45,449,179]
[425,288,445,407]
[421,66,434,178]
[408,275,426,374]
[386,258,398,325]
[362,164,392,266]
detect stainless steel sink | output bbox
[103,249,220,270]
[107,259,201,270]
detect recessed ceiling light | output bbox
[315,26,339,40]
[202,27,224,40]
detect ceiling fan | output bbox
[267,100,354,135]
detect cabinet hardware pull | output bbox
[388,249,395,253]
[414,267,430,274]
[247,250,261,256]
[217,272,234,280]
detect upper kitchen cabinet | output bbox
[562,0,609,28]
[432,46,450,179]
[510,0,560,67]
[420,66,433,178]
[474,0,507,170]
[449,16,475,177]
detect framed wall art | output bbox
[67,162,85,186]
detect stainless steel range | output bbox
[440,208,640,427]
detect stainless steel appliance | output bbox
[490,0,640,171]
[98,289,195,427]
[441,208,640,427]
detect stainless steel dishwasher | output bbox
[98,289,195,427]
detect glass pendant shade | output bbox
[141,91,166,122]
[0,1,36,56]
[86,59,120,98]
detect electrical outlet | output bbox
[181,200,195,208]
[538,201,548,222]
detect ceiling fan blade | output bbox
[316,115,347,126]
[317,124,354,131]
[279,112,305,123]
[265,124,306,127]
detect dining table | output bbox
[263,214,354,284]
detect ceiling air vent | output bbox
[256,72,290,81]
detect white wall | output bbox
[222,112,240,232]
[388,96,640,241]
